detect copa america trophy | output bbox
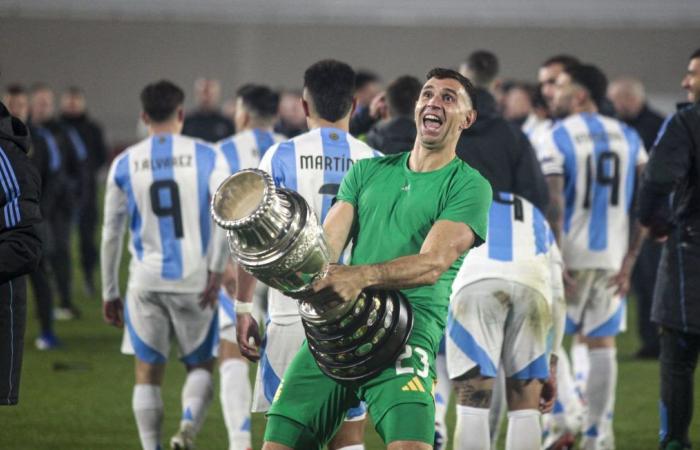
[211,169,413,382]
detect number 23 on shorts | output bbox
[395,345,430,378]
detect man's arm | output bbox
[322,200,355,262]
[311,219,476,302]
[0,145,42,283]
[100,159,128,326]
[544,175,565,247]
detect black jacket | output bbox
[365,116,416,155]
[183,110,234,143]
[0,102,42,283]
[638,103,700,333]
[60,113,107,175]
[622,104,665,151]
[456,89,549,212]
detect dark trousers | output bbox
[0,278,27,405]
[48,206,73,308]
[632,240,662,352]
[78,192,98,287]
[659,326,700,449]
[28,256,54,335]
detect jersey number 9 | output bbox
[150,180,184,238]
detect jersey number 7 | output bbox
[150,179,184,238]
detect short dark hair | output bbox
[425,67,478,113]
[30,83,52,94]
[541,54,580,70]
[140,80,184,123]
[465,50,500,86]
[690,48,700,60]
[386,75,422,117]
[303,59,356,122]
[5,83,27,96]
[236,84,279,120]
[565,64,608,109]
[355,70,379,90]
[64,85,84,96]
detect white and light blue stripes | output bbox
[0,145,21,229]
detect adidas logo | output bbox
[401,376,425,392]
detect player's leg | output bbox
[658,327,699,450]
[444,280,506,450]
[501,282,551,450]
[264,341,357,450]
[122,289,172,450]
[327,409,366,450]
[578,269,626,450]
[169,292,218,449]
[134,360,167,450]
[218,286,253,450]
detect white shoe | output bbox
[170,424,195,450]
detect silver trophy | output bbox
[211,169,413,381]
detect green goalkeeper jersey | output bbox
[336,151,492,356]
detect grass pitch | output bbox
[1,248,699,449]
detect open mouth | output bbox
[422,113,443,131]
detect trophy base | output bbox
[303,290,413,382]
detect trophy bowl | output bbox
[211,169,413,382]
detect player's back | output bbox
[110,133,226,292]
[259,127,381,323]
[218,128,286,174]
[260,127,382,222]
[538,112,646,270]
[453,192,555,303]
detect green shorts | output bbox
[264,340,436,449]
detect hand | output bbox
[539,356,558,413]
[607,255,634,297]
[369,92,387,120]
[199,271,223,309]
[236,313,261,362]
[103,298,124,328]
[309,264,368,304]
[563,269,577,298]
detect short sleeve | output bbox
[258,144,276,176]
[336,158,366,207]
[437,169,492,247]
[533,129,566,176]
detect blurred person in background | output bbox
[638,47,700,450]
[502,81,535,127]
[366,75,421,155]
[60,86,108,296]
[349,70,382,136]
[30,83,84,321]
[274,89,307,138]
[183,77,234,143]
[3,84,59,350]
[455,50,549,212]
[0,91,43,406]
[608,76,665,359]
[216,83,284,450]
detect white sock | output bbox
[571,341,590,398]
[489,368,507,449]
[553,350,583,432]
[506,409,541,450]
[220,358,252,450]
[133,384,163,450]
[434,354,450,449]
[334,446,364,450]
[454,404,490,450]
[584,348,617,443]
[181,368,214,434]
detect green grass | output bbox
[1,243,699,449]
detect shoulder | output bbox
[346,133,383,159]
[452,160,492,193]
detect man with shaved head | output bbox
[183,77,235,143]
[608,77,664,150]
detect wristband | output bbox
[234,300,254,315]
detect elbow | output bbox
[425,255,452,285]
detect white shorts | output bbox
[122,289,218,365]
[218,289,237,343]
[446,279,553,380]
[252,319,367,421]
[565,269,626,338]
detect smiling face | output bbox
[414,77,475,151]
